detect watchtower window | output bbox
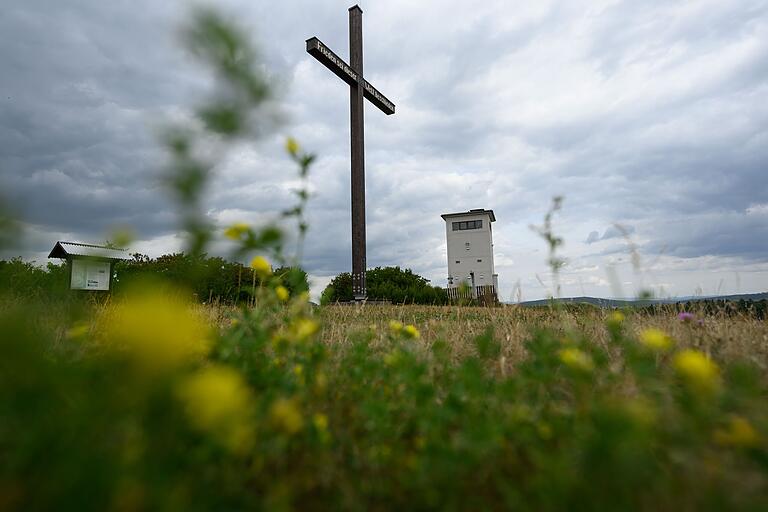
[451,220,483,231]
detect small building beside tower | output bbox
[441,209,498,298]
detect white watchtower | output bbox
[441,209,498,291]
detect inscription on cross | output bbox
[306,5,395,300]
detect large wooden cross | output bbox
[306,5,395,301]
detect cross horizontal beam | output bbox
[306,37,395,115]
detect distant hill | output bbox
[512,292,768,308]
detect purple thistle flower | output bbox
[678,312,695,322]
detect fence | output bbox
[445,285,498,305]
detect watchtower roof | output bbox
[440,209,496,222]
[48,241,130,260]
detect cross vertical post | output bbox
[306,5,395,302]
[349,6,366,300]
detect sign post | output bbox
[48,241,129,292]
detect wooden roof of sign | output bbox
[48,241,130,261]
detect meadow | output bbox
[3,294,768,510]
[315,303,768,370]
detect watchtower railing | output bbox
[445,284,498,305]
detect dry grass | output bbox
[314,304,768,371]
[26,296,767,374]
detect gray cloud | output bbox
[643,209,768,261]
[585,225,635,245]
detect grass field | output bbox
[3,289,768,511]
[316,304,768,370]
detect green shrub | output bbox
[321,266,448,304]
[0,253,309,306]
[0,257,68,300]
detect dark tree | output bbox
[320,266,447,305]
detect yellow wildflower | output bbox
[224,222,250,240]
[103,291,210,371]
[270,397,304,435]
[403,324,420,339]
[285,137,300,157]
[312,413,328,432]
[558,347,594,373]
[176,365,255,453]
[388,320,403,334]
[639,328,673,351]
[292,318,319,341]
[714,415,761,448]
[610,311,625,323]
[249,256,272,278]
[673,349,721,395]
[313,413,330,443]
[293,364,303,377]
[275,285,290,302]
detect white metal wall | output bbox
[444,212,495,288]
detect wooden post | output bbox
[349,6,366,300]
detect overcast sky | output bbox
[2,0,767,301]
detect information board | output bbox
[70,259,111,290]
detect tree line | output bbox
[0,253,308,305]
[1,258,451,306]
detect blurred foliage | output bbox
[3,293,768,510]
[321,266,449,305]
[530,196,565,299]
[162,7,280,260]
